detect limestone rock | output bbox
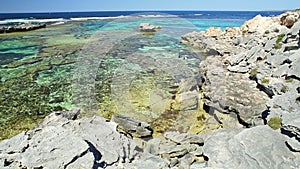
[280,11,300,28]
[139,23,161,32]
[164,131,204,145]
[200,57,269,124]
[230,52,246,65]
[174,90,199,111]
[130,154,170,169]
[178,153,196,169]
[182,10,300,130]
[227,64,250,73]
[290,20,300,36]
[205,27,223,37]
[177,77,198,94]
[264,37,277,52]
[180,10,300,169]
[181,29,241,56]
[203,126,299,169]
[144,138,162,155]
[289,57,300,78]
[286,137,300,152]
[214,111,244,129]
[190,161,206,169]
[267,91,300,113]
[241,15,277,34]
[158,144,189,158]
[0,110,138,169]
[111,114,153,138]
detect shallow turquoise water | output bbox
[0,16,245,139]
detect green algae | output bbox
[274,34,285,49]
[0,39,38,51]
[261,77,270,84]
[0,114,45,141]
[0,28,80,140]
[0,38,40,66]
[5,57,43,68]
[0,63,75,141]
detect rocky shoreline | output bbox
[0,11,300,168]
[181,10,300,130]
[182,10,300,167]
[0,23,46,34]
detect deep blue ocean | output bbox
[0,10,283,20]
[0,11,284,31]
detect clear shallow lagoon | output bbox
[0,11,283,140]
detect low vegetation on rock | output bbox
[268,116,283,130]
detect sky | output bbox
[0,0,299,13]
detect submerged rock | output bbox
[174,90,199,111]
[173,77,199,111]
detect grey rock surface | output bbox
[158,144,189,158]
[286,137,300,152]
[172,77,200,111]
[111,114,153,138]
[264,37,277,52]
[180,12,300,168]
[203,126,299,169]
[177,77,198,94]
[174,90,199,111]
[289,57,300,78]
[164,131,204,145]
[0,110,138,169]
[200,56,269,124]
[182,10,300,130]
[129,153,170,169]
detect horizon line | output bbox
[0,9,290,14]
